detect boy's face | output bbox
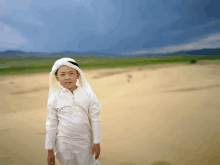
[55,65,80,89]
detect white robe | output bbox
[45,86,101,165]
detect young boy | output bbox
[45,57,101,165]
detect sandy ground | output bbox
[1,61,220,165]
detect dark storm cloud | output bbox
[0,0,219,54]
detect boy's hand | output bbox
[47,150,55,165]
[92,143,100,160]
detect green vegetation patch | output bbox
[0,55,220,76]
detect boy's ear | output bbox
[77,73,80,79]
[55,74,59,81]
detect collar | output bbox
[61,86,79,93]
[61,86,70,93]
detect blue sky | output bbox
[0,0,220,55]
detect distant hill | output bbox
[130,48,220,57]
[0,48,220,57]
[169,48,220,56]
[0,50,121,57]
[0,50,26,55]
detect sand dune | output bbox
[1,61,220,165]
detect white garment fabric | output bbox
[45,58,101,165]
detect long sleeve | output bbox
[88,91,102,144]
[45,95,58,150]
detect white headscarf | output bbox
[48,57,92,98]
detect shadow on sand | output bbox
[117,161,171,165]
[163,84,220,93]
[118,163,135,165]
[0,157,14,165]
[151,161,172,165]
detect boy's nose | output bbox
[65,75,70,79]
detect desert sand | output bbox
[1,61,220,165]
